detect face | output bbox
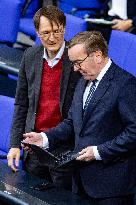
[68,44,103,81]
[37,16,65,58]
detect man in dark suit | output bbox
[23,31,136,204]
[7,6,80,189]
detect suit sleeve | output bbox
[132,16,136,27]
[45,103,75,151]
[97,77,136,163]
[10,50,29,148]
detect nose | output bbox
[48,32,55,41]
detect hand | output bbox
[112,19,133,31]
[23,132,43,147]
[21,142,33,154]
[76,146,95,161]
[7,148,20,172]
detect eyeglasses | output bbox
[38,28,64,39]
[71,54,89,68]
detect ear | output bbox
[95,51,102,63]
[97,56,102,63]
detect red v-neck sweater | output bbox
[35,59,63,132]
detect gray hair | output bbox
[68,31,108,57]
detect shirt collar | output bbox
[96,58,112,82]
[43,41,65,60]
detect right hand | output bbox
[7,148,20,172]
[23,132,43,147]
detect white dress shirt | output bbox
[41,59,112,161]
[43,41,65,67]
[83,59,112,108]
[108,0,127,20]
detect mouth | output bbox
[81,71,93,76]
[48,43,56,46]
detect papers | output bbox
[85,18,115,25]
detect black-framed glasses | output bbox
[38,28,64,39]
[71,54,89,68]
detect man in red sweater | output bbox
[7,6,81,189]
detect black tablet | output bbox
[22,142,79,169]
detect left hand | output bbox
[112,19,133,31]
[76,146,95,161]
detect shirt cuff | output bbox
[41,132,49,148]
[93,146,102,160]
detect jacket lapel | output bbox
[76,78,87,128]
[60,46,72,112]
[81,63,116,129]
[34,46,44,112]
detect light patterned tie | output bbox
[83,79,97,111]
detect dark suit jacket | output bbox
[100,0,136,26]
[45,62,136,198]
[10,44,81,148]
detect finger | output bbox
[23,133,31,139]
[23,136,36,144]
[23,133,27,139]
[7,154,13,167]
[15,153,20,168]
[76,153,87,161]
[23,138,31,144]
[7,157,18,172]
[79,148,87,155]
[23,132,34,139]
[11,164,18,172]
